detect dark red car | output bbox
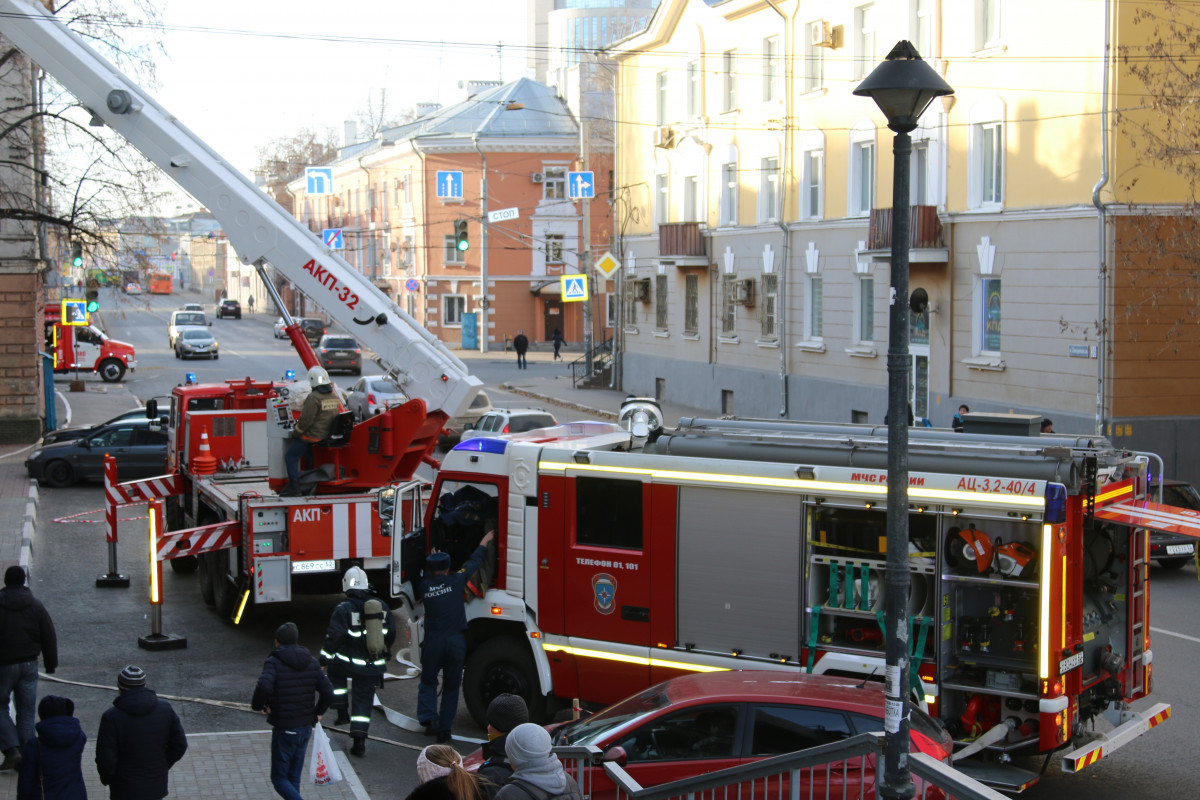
[465,670,951,799]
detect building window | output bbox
[721,162,738,226]
[684,273,699,334]
[655,275,668,329]
[856,276,875,343]
[443,235,462,264]
[912,0,933,57]
[683,175,699,222]
[761,274,778,339]
[759,157,779,223]
[763,36,781,102]
[405,292,416,318]
[974,122,1003,207]
[980,277,1001,352]
[722,276,737,335]
[656,71,668,125]
[402,171,412,205]
[546,234,564,264]
[687,59,701,117]
[806,275,824,340]
[911,140,930,206]
[444,295,466,327]
[802,148,823,219]
[401,234,415,269]
[544,166,567,200]
[855,4,877,80]
[804,22,825,92]
[722,49,738,112]
[655,173,669,224]
[849,131,875,217]
[978,0,1001,50]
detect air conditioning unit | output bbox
[633,278,652,302]
[810,20,838,48]
[733,278,756,306]
[531,172,545,183]
[652,126,676,149]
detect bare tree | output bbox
[253,127,340,215]
[1115,1,1200,354]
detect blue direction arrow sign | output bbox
[561,274,588,302]
[306,167,334,195]
[437,171,464,199]
[322,229,344,250]
[568,171,595,199]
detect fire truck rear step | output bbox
[953,761,1040,794]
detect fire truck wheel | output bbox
[98,358,125,382]
[212,555,236,618]
[197,553,215,606]
[41,459,74,488]
[1157,557,1189,570]
[463,637,540,727]
[169,555,198,574]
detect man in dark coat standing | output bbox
[0,565,57,772]
[417,529,494,743]
[96,666,187,800]
[512,331,529,370]
[478,693,529,797]
[253,622,334,800]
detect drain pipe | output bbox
[765,0,791,417]
[1091,0,1112,436]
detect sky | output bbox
[151,0,529,207]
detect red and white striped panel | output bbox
[1096,500,1200,539]
[156,521,242,561]
[330,502,384,559]
[108,473,183,507]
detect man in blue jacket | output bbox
[252,622,334,800]
[96,666,187,800]
[417,527,495,743]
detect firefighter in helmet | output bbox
[282,366,340,496]
[320,566,395,757]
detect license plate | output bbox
[291,559,336,573]
[1059,652,1084,675]
[1166,544,1194,555]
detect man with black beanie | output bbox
[0,565,57,772]
[96,665,187,800]
[253,622,334,800]
[478,693,530,796]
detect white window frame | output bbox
[977,0,1002,51]
[911,139,930,206]
[720,161,738,226]
[443,294,466,327]
[968,98,1005,210]
[805,274,824,343]
[544,166,567,200]
[849,122,876,217]
[855,274,876,345]
[684,273,699,335]
[683,175,699,222]
[800,131,825,220]
[655,274,668,330]
[804,21,825,92]
[656,70,668,125]
[655,173,669,225]
[721,275,737,337]
[975,276,1002,356]
[687,59,701,118]
[722,50,738,112]
[759,156,779,223]
[763,36,781,102]
[606,291,616,328]
[443,234,462,265]
[911,0,934,58]
[760,273,778,341]
[546,234,564,264]
[854,4,877,80]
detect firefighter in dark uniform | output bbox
[320,566,394,756]
[417,527,495,743]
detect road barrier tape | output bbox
[53,508,147,524]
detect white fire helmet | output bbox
[342,566,369,592]
[308,366,331,388]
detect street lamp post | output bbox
[854,41,953,800]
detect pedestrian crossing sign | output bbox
[561,274,588,302]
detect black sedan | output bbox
[40,406,166,446]
[26,418,168,487]
[1150,480,1200,568]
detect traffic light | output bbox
[454,220,469,253]
[71,241,83,268]
[85,288,99,314]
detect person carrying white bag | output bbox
[251,622,336,798]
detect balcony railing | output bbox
[867,205,943,250]
[659,222,706,257]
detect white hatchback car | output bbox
[459,408,558,441]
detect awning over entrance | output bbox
[1095,500,1200,539]
[532,280,560,297]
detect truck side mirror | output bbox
[602,746,627,767]
[146,398,158,420]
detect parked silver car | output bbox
[346,376,409,421]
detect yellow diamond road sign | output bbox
[595,251,620,278]
[561,274,588,302]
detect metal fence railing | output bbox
[553,733,1009,800]
[569,336,613,388]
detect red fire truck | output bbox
[43,303,137,382]
[397,408,1188,788]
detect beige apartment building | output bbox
[609,0,1200,482]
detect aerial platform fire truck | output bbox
[391,407,1191,789]
[0,0,480,614]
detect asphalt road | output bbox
[32,290,1200,799]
